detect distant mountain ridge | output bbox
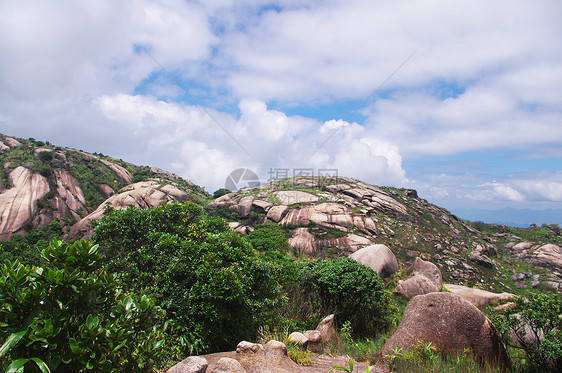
[453,207,562,227]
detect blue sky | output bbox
[1,0,561,225]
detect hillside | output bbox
[206,177,562,294]
[0,133,560,295]
[0,134,208,241]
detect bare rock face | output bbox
[99,159,133,184]
[167,356,208,373]
[376,293,510,371]
[0,167,50,240]
[68,179,188,239]
[394,257,442,298]
[53,169,87,221]
[274,190,319,205]
[288,227,372,255]
[444,284,515,307]
[349,244,399,281]
[469,251,494,268]
[520,244,562,273]
[280,203,352,229]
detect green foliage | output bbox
[386,341,504,373]
[212,188,231,199]
[0,240,165,372]
[93,202,283,353]
[0,221,64,266]
[492,292,562,372]
[246,222,290,252]
[332,321,389,365]
[210,206,238,221]
[329,359,373,373]
[300,258,391,338]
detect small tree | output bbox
[493,292,562,372]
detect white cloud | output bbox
[97,95,407,191]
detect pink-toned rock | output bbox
[54,169,86,215]
[67,180,188,239]
[266,205,288,223]
[167,356,208,373]
[95,183,115,197]
[211,357,246,373]
[513,242,534,251]
[274,190,319,205]
[445,284,515,307]
[280,203,352,229]
[264,340,288,357]
[100,159,133,183]
[376,293,510,371]
[236,341,263,354]
[234,196,254,218]
[0,167,50,240]
[316,314,337,345]
[394,257,442,298]
[0,142,9,153]
[3,137,21,147]
[349,244,399,281]
[520,244,562,272]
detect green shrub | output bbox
[300,258,391,338]
[92,202,284,353]
[492,292,562,372]
[212,188,231,199]
[0,240,165,372]
[246,222,290,252]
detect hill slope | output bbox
[0,134,208,240]
[206,177,562,293]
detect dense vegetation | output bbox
[0,240,165,372]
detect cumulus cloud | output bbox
[97,94,407,191]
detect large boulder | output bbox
[520,244,562,273]
[394,257,442,298]
[349,244,398,281]
[444,284,515,307]
[376,293,510,371]
[167,356,208,373]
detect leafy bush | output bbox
[492,292,562,372]
[0,240,165,372]
[246,222,290,252]
[93,202,284,353]
[300,258,391,338]
[212,188,231,199]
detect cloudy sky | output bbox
[1,0,561,225]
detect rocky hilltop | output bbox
[0,134,208,240]
[207,177,562,293]
[0,133,560,295]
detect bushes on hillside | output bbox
[493,292,562,372]
[300,258,391,337]
[0,240,165,372]
[92,202,284,353]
